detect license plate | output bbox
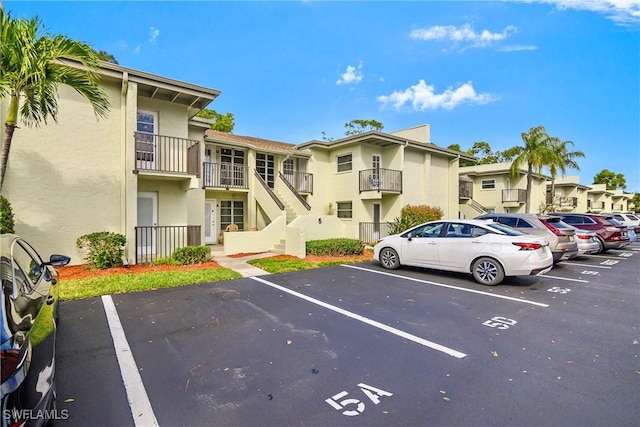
[569,236,575,242]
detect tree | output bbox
[196,108,235,132]
[631,193,640,211]
[344,119,383,136]
[462,141,517,166]
[94,49,117,64]
[0,10,110,191]
[446,143,461,152]
[547,139,585,200]
[593,169,626,190]
[509,125,561,213]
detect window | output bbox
[406,222,445,238]
[220,201,245,231]
[256,153,275,188]
[481,179,495,190]
[336,202,352,219]
[337,154,352,172]
[136,111,157,165]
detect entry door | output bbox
[137,192,158,256]
[136,111,158,170]
[373,203,381,240]
[204,199,217,244]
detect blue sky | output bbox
[5,1,640,192]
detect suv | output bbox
[475,213,578,263]
[552,213,629,253]
[602,213,640,233]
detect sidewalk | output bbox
[210,246,274,277]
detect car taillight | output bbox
[513,242,542,250]
[577,234,590,240]
[542,221,563,236]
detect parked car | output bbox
[553,221,600,255]
[1,234,70,427]
[552,213,630,253]
[475,213,578,263]
[603,212,640,232]
[373,219,553,286]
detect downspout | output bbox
[450,154,460,218]
[120,72,129,262]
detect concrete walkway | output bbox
[210,246,274,277]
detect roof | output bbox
[205,130,310,156]
[460,162,551,180]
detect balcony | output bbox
[359,168,402,193]
[559,197,578,208]
[459,181,473,199]
[359,222,391,245]
[282,171,313,194]
[588,201,605,211]
[134,132,200,176]
[502,189,527,204]
[134,225,201,264]
[203,162,249,189]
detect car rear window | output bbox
[554,221,574,229]
[485,223,525,236]
[627,214,639,221]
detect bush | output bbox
[306,238,365,256]
[76,232,126,269]
[172,246,211,265]
[0,196,15,234]
[389,204,444,235]
[152,256,182,266]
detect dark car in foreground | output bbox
[552,213,629,253]
[1,234,70,427]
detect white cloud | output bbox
[134,44,142,54]
[532,0,640,26]
[498,44,538,52]
[377,80,496,111]
[411,23,517,50]
[337,61,364,85]
[149,27,160,44]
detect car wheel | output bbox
[472,257,504,286]
[595,237,605,254]
[379,248,400,270]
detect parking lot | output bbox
[56,243,640,426]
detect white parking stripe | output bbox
[540,275,589,283]
[561,262,612,269]
[250,276,467,359]
[342,264,549,308]
[582,254,629,259]
[102,295,159,427]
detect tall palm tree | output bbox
[547,138,585,200]
[0,9,110,191]
[509,125,560,212]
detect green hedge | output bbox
[306,238,365,256]
[76,232,126,269]
[0,196,15,234]
[171,246,211,265]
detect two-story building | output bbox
[545,176,591,213]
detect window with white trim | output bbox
[481,179,496,190]
[337,154,352,172]
[336,201,353,219]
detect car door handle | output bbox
[428,242,437,245]
[471,240,482,243]
[46,295,55,305]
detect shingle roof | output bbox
[205,130,304,154]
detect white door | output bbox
[137,192,158,256]
[205,199,217,244]
[136,111,158,170]
[373,203,381,240]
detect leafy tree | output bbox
[344,119,383,136]
[462,141,516,166]
[0,9,110,191]
[547,139,585,199]
[631,193,640,211]
[196,108,235,132]
[94,49,117,64]
[446,143,461,152]
[593,169,626,190]
[509,125,561,213]
[0,196,15,234]
[320,131,334,142]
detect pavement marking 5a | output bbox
[250,276,467,359]
[102,295,159,427]
[341,264,549,308]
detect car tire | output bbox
[379,247,400,270]
[471,257,504,286]
[595,237,605,254]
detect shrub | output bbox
[0,196,15,234]
[389,204,444,235]
[172,246,211,265]
[306,238,365,256]
[76,232,126,269]
[152,257,182,266]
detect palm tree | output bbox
[547,138,585,200]
[0,9,110,191]
[509,125,560,212]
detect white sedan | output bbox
[373,219,553,286]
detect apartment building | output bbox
[545,176,591,213]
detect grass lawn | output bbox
[248,252,373,274]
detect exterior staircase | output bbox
[274,189,298,224]
[272,239,286,254]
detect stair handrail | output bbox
[278,172,311,211]
[254,170,285,210]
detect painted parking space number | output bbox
[548,287,571,294]
[600,259,619,265]
[483,316,517,329]
[618,252,633,257]
[326,383,393,416]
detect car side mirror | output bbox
[46,254,71,267]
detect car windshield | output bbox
[608,218,624,226]
[484,222,525,236]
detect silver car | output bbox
[554,221,600,255]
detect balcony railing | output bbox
[135,225,201,264]
[279,173,311,211]
[203,162,249,189]
[459,181,473,199]
[282,171,313,194]
[359,168,402,193]
[359,222,391,244]
[589,201,605,210]
[502,189,527,203]
[134,132,200,175]
[559,197,578,208]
